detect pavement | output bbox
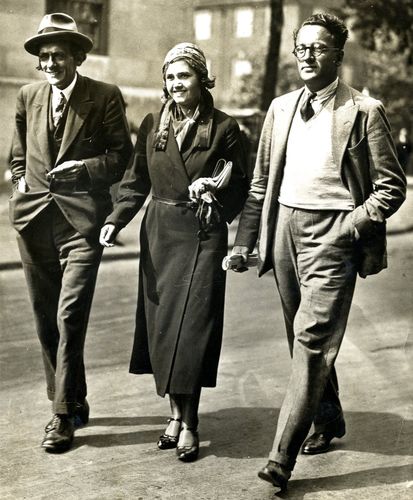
[1,177,413,269]
[0,180,412,499]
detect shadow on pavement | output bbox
[71,407,412,459]
[282,464,412,499]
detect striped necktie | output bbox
[53,92,66,127]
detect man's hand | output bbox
[47,160,85,181]
[17,176,28,193]
[99,224,117,247]
[222,245,250,272]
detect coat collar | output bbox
[57,74,93,163]
[157,91,215,173]
[32,82,53,167]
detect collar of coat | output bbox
[153,89,214,151]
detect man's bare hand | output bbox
[47,160,85,180]
[99,224,117,247]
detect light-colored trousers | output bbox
[269,204,358,470]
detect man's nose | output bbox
[303,48,316,61]
[45,55,56,67]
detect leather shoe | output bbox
[45,399,89,433]
[258,461,291,491]
[302,420,346,455]
[42,414,74,453]
[158,417,182,450]
[176,429,199,462]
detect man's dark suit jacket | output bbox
[9,74,133,237]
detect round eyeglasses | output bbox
[293,43,340,60]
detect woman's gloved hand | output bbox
[188,177,217,202]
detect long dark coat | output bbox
[107,96,249,396]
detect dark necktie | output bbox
[53,92,66,127]
[300,92,316,122]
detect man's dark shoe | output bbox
[42,414,74,453]
[258,461,291,491]
[45,400,89,432]
[302,420,346,455]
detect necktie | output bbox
[53,92,66,127]
[300,92,316,122]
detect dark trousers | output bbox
[269,205,358,470]
[17,202,102,415]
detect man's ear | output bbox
[334,50,344,66]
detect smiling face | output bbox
[38,41,77,90]
[165,59,202,113]
[295,24,342,92]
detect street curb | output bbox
[0,251,141,272]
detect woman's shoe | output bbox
[157,418,182,450]
[176,428,199,462]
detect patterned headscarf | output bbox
[162,42,215,92]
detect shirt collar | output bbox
[306,77,339,102]
[51,72,78,102]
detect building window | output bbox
[235,8,253,38]
[46,0,108,55]
[233,59,252,77]
[194,10,212,40]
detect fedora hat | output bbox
[24,12,93,55]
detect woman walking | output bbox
[100,43,248,462]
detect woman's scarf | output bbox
[154,98,203,151]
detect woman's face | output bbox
[165,59,201,111]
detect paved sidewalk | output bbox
[1,177,412,270]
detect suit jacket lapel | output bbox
[56,74,93,164]
[271,88,303,169]
[33,83,52,169]
[332,80,359,167]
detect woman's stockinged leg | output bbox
[157,394,182,450]
[181,388,201,431]
[176,389,201,462]
[164,394,182,435]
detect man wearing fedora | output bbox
[9,13,133,452]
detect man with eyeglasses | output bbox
[9,13,132,453]
[229,12,406,490]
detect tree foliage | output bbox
[335,0,413,133]
[336,0,413,64]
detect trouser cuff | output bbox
[314,413,345,434]
[268,450,295,471]
[54,401,77,415]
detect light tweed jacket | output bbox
[235,80,406,278]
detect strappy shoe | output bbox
[157,418,182,450]
[176,428,199,462]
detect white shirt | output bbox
[307,77,339,116]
